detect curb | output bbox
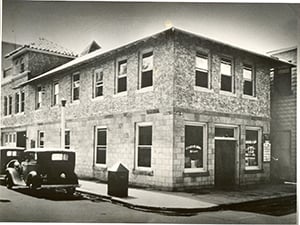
[76,188,296,215]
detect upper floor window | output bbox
[36,86,43,109]
[52,82,59,105]
[3,67,12,78]
[117,59,127,93]
[243,64,255,96]
[4,96,8,116]
[274,67,292,96]
[20,61,25,73]
[220,58,234,93]
[72,73,80,101]
[136,123,152,169]
[94,69,103,98]
[8,96,12,115]
[195,53,209,88]
[95,127,107,165]
[21,91,25,112]
[15,93,20,113]
[140,51,153,89]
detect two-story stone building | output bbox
[1,28,293,190]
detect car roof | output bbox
[24,148,75,153]
[0,146,25,151]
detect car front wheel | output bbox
[5,174,13,189]
[66,187,75,195]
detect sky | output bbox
[2,1,299,56]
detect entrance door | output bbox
[17,131,27,148]
[271,131,291,182]
[215,140,236,188]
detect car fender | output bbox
[5,167,25,186]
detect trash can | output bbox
[107,162,129,197]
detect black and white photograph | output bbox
[0,0,299,223]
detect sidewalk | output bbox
[77,179,296,214]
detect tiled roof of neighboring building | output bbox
[5,37,77,58]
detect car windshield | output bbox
[25,152,37,163]
[51,153,69,161]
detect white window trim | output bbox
[135,122,153,171]
[139,48,154,90]
[94,126,107,167]
[72,72,80,102]
[220,57,235,93]
[116,58,128,94]
[38,131,45,148]
[93,68,104,99]
[184,121,208,173]
[245,127,262,170]
[195,52,211,90]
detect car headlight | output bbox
[60,173,66,179]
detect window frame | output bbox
[8,95,12,115]
[38,131,45,148]
[93,68,104,98]
[72,73,80,102]
[65,129,70,149]
[195,52,210,89]
[94,126,107,166]
[220,57,234,93]
[243,64,256,97]
[245,127,262,171]
[36,85,43,109]
[135,122,153,170]
[21,91,25,112]
[116,58,128,94]
[139,49,154,90]
[52,81,59,106]
[4,96,8,116]
[15,92,20,114]
[184,121,208,173]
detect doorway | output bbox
[17,131,27,148]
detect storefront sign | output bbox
[263,140,271,162]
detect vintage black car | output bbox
[0,147,25,182]
[5,148,79,194]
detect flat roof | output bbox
[15,27,296,88]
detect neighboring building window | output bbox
[245,128,262,170]
[117,60,127,93]
[3,67,12,78]
[195,53,209,88]
[94,69,103,97]
[220,58,233,92]
[274,67,292,96]
[20,62,25,73]
[243,64,255,96]
[38,131,45,148]
[95,127,107,165]
[52,82,59,105]
[21,91,25,112]
[4,96,8,116]
[136,123,152,168]
[72,73,80,101]
[140,51,153,88]
[184,123,207,171]
[15,93,20,113]
[8,95,12,115]
[36,86,43,109]
[65,130,70,149]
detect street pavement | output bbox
[77,179,296,214]
[0,185,296,223]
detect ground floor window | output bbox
[136,123,152,169]
[38,131,45,148]
[184,122,207,172]
[65,130,70,149]
[95,127,107,165]
[245,127,262,170]
[2,132,16,147]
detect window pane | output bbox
[54,83,59,94]
[244,80,253,96]
[243,68,252,80]
[245,130,259,167]
[4,97,7,116]
[138,126,152,145]
[95,70,103,82]
[73,87,79,100]
[221,61,232,76]
[97,129,107,145]
[185,125,204,168]
[141,71,153,88]
[65,130,70,148]
[196,55,208,70]
[215,127,234,138]
[142,53,153,72]
[21,92,25,112]
[138,147,151,167]
[15,93,19,113]
[96,148,106,164]
[118,60,127,75]
[73,74,80,82]
[95,86,103,97]
[221,75,232,92]
[196,70,208,88]
[118,76,127,92]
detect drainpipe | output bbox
[60,98,67,149]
